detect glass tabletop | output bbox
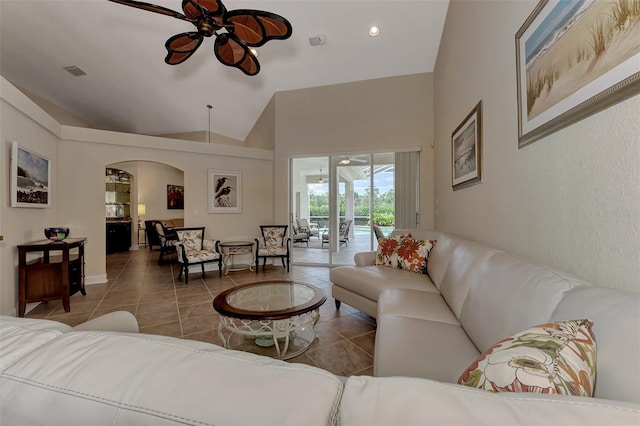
[213,281,326,320]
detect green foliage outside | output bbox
[309,187,394,226]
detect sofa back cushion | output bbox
[458,252,583,352]
[340,376,640,426]
[0,331,343,425]
[437,238,500,318]
[551,286,640,403]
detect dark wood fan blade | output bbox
[107,0,189,21]
[182,0,225,20]
[226,10,293,47]
[214,34,259,76]
[164,32,204,65]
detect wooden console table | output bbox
[17,238,86,317]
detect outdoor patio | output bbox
[291,226,391,266]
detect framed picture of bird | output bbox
[208,169,242,213]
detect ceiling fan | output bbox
[107,0,293,76]
[339,156,367,165]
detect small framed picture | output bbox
[167,184,184,210]
[208,169,242,213]
[11,141,51,208]
[452,101,482,190]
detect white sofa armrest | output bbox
[354,251,376,266]
[72,311,139,333]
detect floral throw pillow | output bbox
[457,319,596,397]
[375,236,436,274]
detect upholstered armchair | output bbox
[154,221,179,264]
[297,218,319,239]
[175,227,222,284]
[291,221,309,246]
[255,225,291,272]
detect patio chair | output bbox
[321,219,353,247]
[373,225,385,240]
[255,225,291,272]
[297,218,319,239]
[291,221,309,246]
[175,227,222,284]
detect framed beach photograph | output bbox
[167,184,184,210]
[10,141,51,208]
[516,0,640,148]
[452,101,482,190]
[208,169,242,213]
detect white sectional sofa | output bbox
[1,309,639,424]
[330,230,640,405]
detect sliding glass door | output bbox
[290,150,419,266]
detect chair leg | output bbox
[184,266,189,284]
[218,259,223,277]
[178,265,184,279]
[281,258,286,269]
[255,257,259,274]
[262,258,267,271]
[335,299,341,309]
[201,263,205,279]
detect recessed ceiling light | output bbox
[250,48,259,57]
[368,26,380,37]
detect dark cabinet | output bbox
[17,238,86,317]
[106,222,131,254]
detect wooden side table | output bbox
[219,241,254,275]
[17,238,86,317]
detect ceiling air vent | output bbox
[63,65,87,77]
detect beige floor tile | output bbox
[180,313,219,336]
[329,315,377,339]
[136,308,180,328]
[139,320,182,338]
[179,302,216,319]
[349,331,376,356]
[137,299,178,315]
[306,340,373,376]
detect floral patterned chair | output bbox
[255,225,291,272]
[175,227,222,284]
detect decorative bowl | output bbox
[44,227,70,242]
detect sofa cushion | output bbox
[0,331,343,425]
[0,316,72,372]
[375,237,436,274]
[458,252,584,352]
[340,376,640,426]
[551,286,640,403]
[330,265,439,304]
[457,319,596,397]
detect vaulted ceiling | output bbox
[0,0,449,141]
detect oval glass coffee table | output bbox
[213,280,326,359]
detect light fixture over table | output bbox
[107,0,293,75]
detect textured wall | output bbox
[433,0,640,292]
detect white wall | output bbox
[433,0,640,292]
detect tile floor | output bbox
[25,248,377,376]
